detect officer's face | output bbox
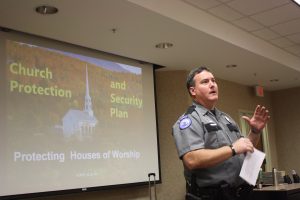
[189,70,218,109]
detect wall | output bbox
[27,70,278,200]
[272,87,300,175]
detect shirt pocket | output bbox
[204,123,221,149]
[226,123,239,132]
[226,123,241,140]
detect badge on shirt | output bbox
[224,116,231,123]
[179,116,192,130]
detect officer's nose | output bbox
[209,81,215,88]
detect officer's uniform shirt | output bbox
[172,102,245,188]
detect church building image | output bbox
[62,65,98,138]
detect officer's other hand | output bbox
[233,138,254,154]
[242,105,270,133]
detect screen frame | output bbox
[0,27,162,200]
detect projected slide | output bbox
[0,38,159,197]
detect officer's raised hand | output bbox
[242,105,270,134]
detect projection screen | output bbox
[0,29,160,199]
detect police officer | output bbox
[172,66,270,200]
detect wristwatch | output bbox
[229,144,236,156]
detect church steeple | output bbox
[84,65,94,117]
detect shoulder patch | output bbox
[179,117,192,130]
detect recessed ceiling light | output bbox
[155,42,173,49]
[35,5,58,15]
[225,64,237,68]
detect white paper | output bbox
[239,148,265,185]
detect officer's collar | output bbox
[192,102,222,118]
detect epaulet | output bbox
[185,105,196,115]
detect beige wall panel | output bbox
[272,87,300,174]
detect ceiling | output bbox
[1,0,300,91]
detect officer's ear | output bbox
[189,87,196,96]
